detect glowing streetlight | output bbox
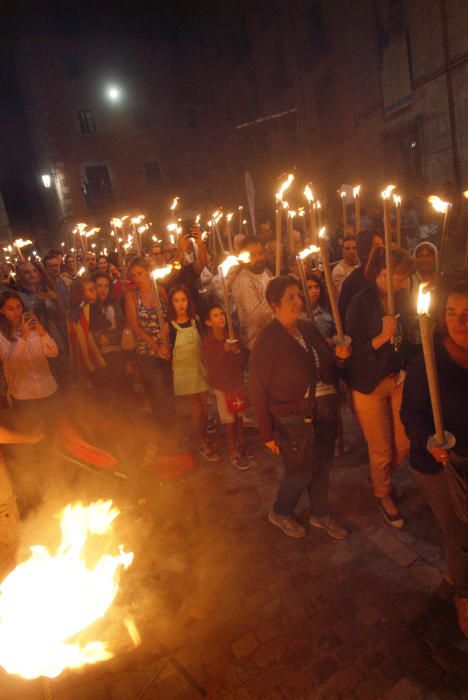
[106,85,122,102]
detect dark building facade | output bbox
[1,0,467,244]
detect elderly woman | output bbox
[249,275,350,539]
[401,281,468,637]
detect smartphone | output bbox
[23,310,34,323]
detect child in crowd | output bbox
[168,285,219,462]
[67,277,105,379]
[203,303,252,471]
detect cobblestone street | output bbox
[1,409,467,700]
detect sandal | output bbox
[199,444,221,462]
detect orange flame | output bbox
[0,501,137,679]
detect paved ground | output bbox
[1,402,467,700]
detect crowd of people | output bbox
[0,205,466,636]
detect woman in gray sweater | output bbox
[249,275,350,539]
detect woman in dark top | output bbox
[401,281,468,637]
[249,275,350,540]
[346,246,415,528]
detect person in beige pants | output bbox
[346,246,415,528]
[353,373,409,498]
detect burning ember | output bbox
[0,500,138,679]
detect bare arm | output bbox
[191,227,208,275]
[124,290,158,351]
[0,425,44,445]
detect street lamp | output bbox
[41,174,52,188]
[106,84,122,102]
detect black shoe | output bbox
[379,502,404,529]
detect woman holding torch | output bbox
[124,257,172,434]
[401,281,468,637]
[249,275,350,540]
[346,246,415,528]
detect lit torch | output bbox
[275,173,294,275]
[464,192,468,267]
[318,228,348,345]
[417,284,456,451]
[13,239,33,262]
[218,252,250,340]
[225,212,234,253]
[428,195,452,273]
[130,215,145,255]
[393,194,401,247]
[315,200,322,229]
[353,185,361,234]
[286,208,297,256]
[296,244,320,320]
[339,190,348,231]
[150,264,173,345]
[304,184,317,246]
[381,185,396,315]
[212,210,224,253]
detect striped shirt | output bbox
[295,332,336,398]
[0,330,58,400]
[231,269,273,350]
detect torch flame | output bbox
[13,239,33,248]
[170,197,179,212]
[288,210,297,219]
[276,173,294,203]
[319,226,327,239]
[297,244,320,260]
[393,194,401,206]
[110,218,123,229]
[151,264,173,280]
[77,266,86,276]
[226,213,233,222]
[195,214,201,225]
[381,185,396,200]
[0,500,137,679]
[463,191,468,199]
[314,201,321,210]
[417,283,431,315]
[219,252,251,276]
[131,215,145,225]
[428,195,450,214]
[138,225,149,234]
[353,185,361,198]
[339,191,346,199]
[304,185,314,203]
[74,223,88,235]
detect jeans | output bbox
[273,395,337,518]
[136,354,173,429]
[353,375,409,498]
[415,469,468,597]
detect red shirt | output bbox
[202,330,244,393]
